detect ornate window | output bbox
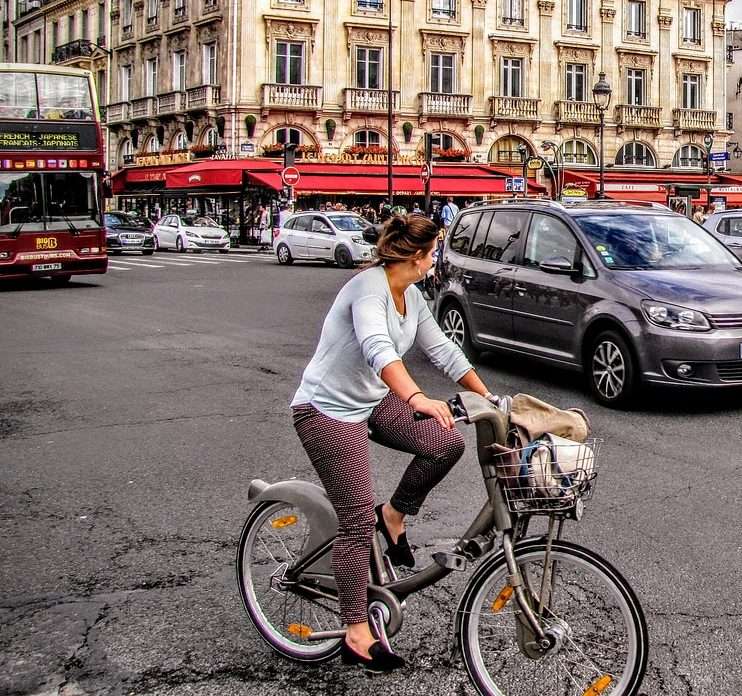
[430,0,458,22]
[682,6,702,45]
[275,127,302,145]
[489,135,531,164]
[356,47,382,89]
[615,142,656,166]
[143,135,159,153]
[119,137,133,166]
[173,131,188,151]
[566,0,587,31]
[430,53,455,93]
[565,63,586,101]
[626,0,646,40]
[672,144,704,168]
[682,73,701,109]
[561,139,596,165]
[354,130,382,147]
[203,128,218,147]
[627,68,645,106]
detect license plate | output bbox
[122,239,139,244]
[32,263,62,271]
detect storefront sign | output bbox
[134,152,192,167]
[297,152,427,165]
[604,183,665,192]
[561,185,588,201]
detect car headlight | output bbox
[351,236,369,245]
[641,300,711,331]
[185,231,199,238]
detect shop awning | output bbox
[165,158,281,189]
[112,164,189,195]
[244,162,546,196]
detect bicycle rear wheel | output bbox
[236,501,343,662]
[458,539,647,696]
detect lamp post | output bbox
[542,140,562,200]
[517,143,528,196]
[592,72,612,199]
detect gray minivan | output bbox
[434,200,742,407]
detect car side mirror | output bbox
[539,255,576,275]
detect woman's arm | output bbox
[457,368,490,397]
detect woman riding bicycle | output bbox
[291,214,496,673]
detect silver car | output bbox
[702,210,742,261]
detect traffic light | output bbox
[424,133,433,163]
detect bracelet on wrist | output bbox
[406,390,424,404]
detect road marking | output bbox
[146,258,193,266]
[106,264,132,270]
[106,259,166,268]
[212,256,261,263]
[169,256,220,264]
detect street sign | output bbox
[240,143,255,153]
[420,162,432,183]
[703,134,714,151]
[281,166,301,187]
[505,176,525,193]
[709,151,730,162]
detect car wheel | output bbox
[176,236,186,253]
[111,250,122,255]
[440,302,479,360]
[588,330,637,408]
[276,243,293,265]
[334,245,354,269]
[142,250,154,256]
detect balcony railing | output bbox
[672,108,716,132]
[157,91,187,114]
[173,4,188,22]
[556,100,600,126]
[489,95,540,122]
[131,96,156,119]
[186,84,221,110]
[145,14,160,31]
[615,104,661,129]
[202,0,220,12]
[344,88,399,114]
[51,39,95,63]
[106,101,130,123]
[419,92,472,118]
[261,83,322,111]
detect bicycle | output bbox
[237,391,648,695]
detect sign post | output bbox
[420,162,432,215]
[281,166,300,204]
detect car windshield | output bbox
[574,213,740,270]
[105,213,144,228]
[182,216,219,228]
[327,215,366,231]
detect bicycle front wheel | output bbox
[236,501,343,663]
[458,539,647,696]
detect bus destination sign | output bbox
[0,122,97,151]
[0,131,80,150]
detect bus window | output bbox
[37,74,94,121]
[44,172,100,230]
[0,172,45,232]
[0,73,37,120]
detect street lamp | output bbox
[517,143,528,196]
[542,140,562,200]
[592,71,612,199]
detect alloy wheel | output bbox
[442,307,465,347]
[592,340,626,400]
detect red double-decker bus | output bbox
[0,63,107,283]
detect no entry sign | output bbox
[281,166,301,187]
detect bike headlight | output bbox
[641,300,710,331]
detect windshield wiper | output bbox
[11,221,26,238]
[53,212,81,236]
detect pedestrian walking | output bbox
[441,197,459,230]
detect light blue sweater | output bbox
[292,265,473,422]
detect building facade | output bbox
[102,0,729,180]
[726,27,742,172]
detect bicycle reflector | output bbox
[271,515,298,528]
[287,623,313,639]
[490,586,513,613]
[582,675,613,695]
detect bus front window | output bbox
[0,73,37,120]
[0,173,45,233]
[44,172,100,230]
[37,75,94,121]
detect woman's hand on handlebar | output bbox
[409,393,455,430]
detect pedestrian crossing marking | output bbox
[107,264,131,270]
[107,259,166,268]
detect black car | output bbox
[105,211,155,255]
[434,199,742,407]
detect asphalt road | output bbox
[1,251,741,695]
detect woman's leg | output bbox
[292,404,377,655]
[368,391,465,528]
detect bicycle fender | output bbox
[248,478,338,560]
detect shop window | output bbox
[672,144,704,168]
[489,135,530,164]
[561,139,596,165]
[615,142,655,167]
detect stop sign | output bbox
[281,166,301,187]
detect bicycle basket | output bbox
[493,435,601,514]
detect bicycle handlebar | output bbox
[412,394,492,422]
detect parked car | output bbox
[104,211,155,255]
[434,199,742,407]
[152,214,230,253]
[702,210,742,261]
[274,211,376,268]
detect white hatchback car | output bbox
[702,210,742,261]
[274,211,375,268]
[153,214,230,253]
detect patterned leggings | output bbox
[292,392,465,624]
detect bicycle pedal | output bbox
[432,551,468,571]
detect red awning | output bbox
[165,158,281,189]
[112,164,191,195]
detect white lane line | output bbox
[107,264,132,270]
[106,259,166,268]
[212,256,261,263]
[146,258,193,266]
[170,256,220,264]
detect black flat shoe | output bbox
[375,504,415,568]
[341,640,406,673]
